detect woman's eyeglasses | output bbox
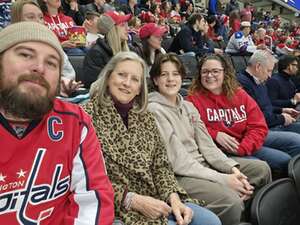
[200,68,224,76]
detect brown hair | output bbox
[229,10,240,28]
[150,53,186,91]
[11,0,40,23]
[189,54,239,98]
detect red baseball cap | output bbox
[104,11,132,25]
[139,23,167,39]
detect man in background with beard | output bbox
[0,21,114,225]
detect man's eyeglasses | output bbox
[201,68,224,76]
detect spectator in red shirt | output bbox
[229,10,240,37]
[253,28,272,50]
[272,15,281,30]
[207,15,223,42]
[38,0,86,55]
[159,0,171,19]
[170,3,182,24]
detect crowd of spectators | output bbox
[2,0,300,60]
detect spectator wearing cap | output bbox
[82,11,131,88]
[226,21,263,55]
[135,23,167,70]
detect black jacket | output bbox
[237,70,285,128]
[266,72,297,108]
[61,0,85,25]
[169,24,214,57]
[119,4,140,16]
[82,38,113,88]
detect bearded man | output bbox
[0,21,114,225]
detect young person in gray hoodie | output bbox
[147,53,271,225]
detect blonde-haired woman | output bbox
[84,51,221,225]
[82,11,131,88]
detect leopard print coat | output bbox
[83,97,200,225]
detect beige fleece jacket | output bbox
[148,91,239,185]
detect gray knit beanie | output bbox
[0,21,65,68]
[97,14,115,35]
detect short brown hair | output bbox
[150,53,186,91]
[189,54,239,98]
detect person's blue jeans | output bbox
[250,130,300,172]
[168,202,221,225]
[64,47,87,56]
[265,130,300,157]
[271,121,300,134]
[251,146,291,172]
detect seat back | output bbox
[177,55,198,80]
[230,55,247,73]
[161,36,174,52]
[251,178,300,225]
[288,154,300,196]
[68,55,85,83]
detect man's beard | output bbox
[0,73,58,120]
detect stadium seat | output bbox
[288,154,300,195]
[244,55,251,65]
[177,55,198,79]
[251,178,300,225]
[230,55,248,73]
[161,36,174,52]
[68,55,85,83]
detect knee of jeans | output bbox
[188,204,222,225]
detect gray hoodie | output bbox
[148,91,239,185]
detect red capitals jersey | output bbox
[0,99,114,225]
[44,13,74,43]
